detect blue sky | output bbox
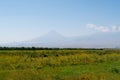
[0,0,120,43]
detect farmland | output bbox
[0,48,120,80]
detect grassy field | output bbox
[0,49,120,80]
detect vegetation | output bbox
[0,48,120,80]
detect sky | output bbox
[0,0,120,43]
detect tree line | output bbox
[0,47,104,50]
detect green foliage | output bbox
[109,67,120,74]
[0,49,120,80]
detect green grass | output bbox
[0,49,120,80]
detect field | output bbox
[0,49,120,80]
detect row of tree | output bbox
[0,47,104,50]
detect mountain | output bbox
[30,31,66,42]
[74,32,120,48]
[3,31,74,47]
[2,31,120,48]
[26,31,73,47]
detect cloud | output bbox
[86,24,120,32]
[86,24,97,28]
[111,26,120,32]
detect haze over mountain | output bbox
[0,0,120,48]
[2,31,120,48]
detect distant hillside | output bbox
[2,31,120,48]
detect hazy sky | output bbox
[0,0,120,43]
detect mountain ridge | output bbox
[1,31,120,48]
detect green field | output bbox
[0,49,120,80]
